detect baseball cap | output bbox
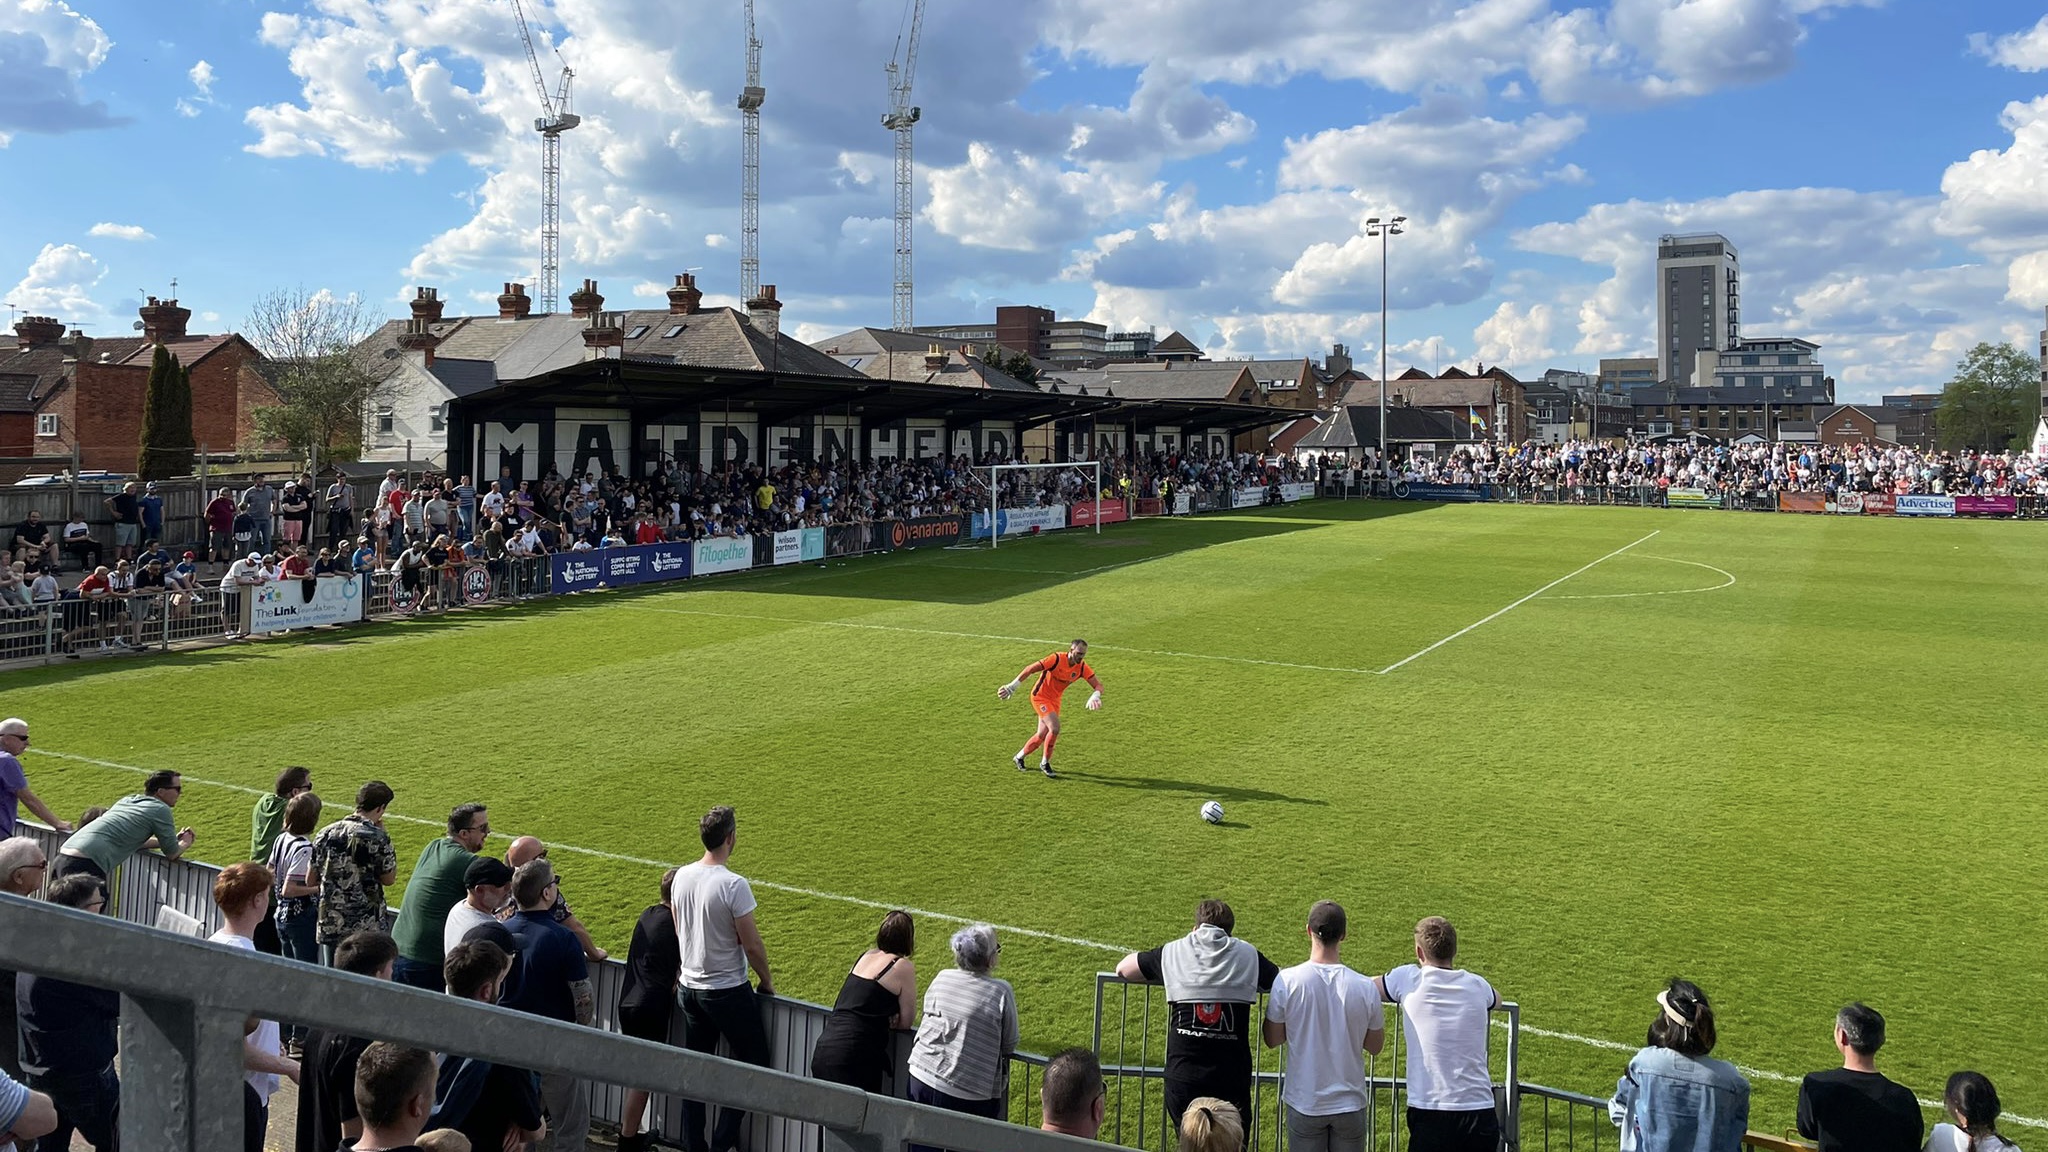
[1308,900,1347,943]
[247,552,262,562]
[464,856,514,889]
[181,551,195,559]
[145,481,158,490]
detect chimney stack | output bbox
[138,296,191,344]
[58,328,93,363]
[582,311,625,360]
[666,273,703,316]
[497,283,533,321]
[12,315,64,350]
[410,286,445,325]
[745,284,783,342]
[568,278,605,319]
[1327,342,1352,378]
[924,344,948,373]
[397,317,442,367]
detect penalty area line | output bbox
[1377,530,1661,675]
[34,745,2047,1128]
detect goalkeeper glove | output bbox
[1086,691,1103,711]
[998,679,1020,700]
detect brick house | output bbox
[23,298,278,473]
[1815,404,1901,447]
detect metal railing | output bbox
[1092,973,1521,1152]
[0,893,1104,1152]
[1324,476,2048,519]
[1517,1085,1817,1152]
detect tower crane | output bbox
[882,0,925,332]
[509,0,579,314]
[738,0,765,301]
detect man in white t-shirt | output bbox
[1376,916,1502,1152]
[442,856,514,956]
[670,805,773,1152]
[1262,900,1384,1152]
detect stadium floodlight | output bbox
[1365,215,1406,471]
[985,459,1103,549]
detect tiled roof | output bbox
[114,334,237,367]
[1046,362,1255,401]
[1152,330,1202,355]
[0,374,38,413]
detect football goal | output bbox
[984,460,1104,549]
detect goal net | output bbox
[976,460,1104,549]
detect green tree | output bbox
[1002,353,1040,385]
[244,286,385,466]
[1936,341,2041,450]
[136,345,196,479]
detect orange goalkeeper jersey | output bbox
[1029,652,1095,703]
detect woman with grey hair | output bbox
[905,924,1018,1152]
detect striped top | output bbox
[907,969,1019,1101]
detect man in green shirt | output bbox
[389,803,490,991]
[249,766,312,955]
[53,771,195,881]
[250,766,313,861]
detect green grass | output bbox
[9,500,2044,1135]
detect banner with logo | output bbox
[969,505,1068,539]
[461,564,493,603]
[1666,487,1724,509]
[800,528,826,561]
[1777,492,1826,513]
[1861,492,1896,515]
[1233,487,1268,509]
[1833,492,1865,514]
[1954,495,2018,516]
[1896,495,1955,518]
[693,535,754,575]
[772,531,804,566]
[244,575,365,635]
[1279,483,1316,502]
[1070,500,1129,527]
[886,515,966,550]
[1172,494,1192,515]
[551,541,694,592]
[1134,498,1165,517]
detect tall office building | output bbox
[1657,233,1741,385]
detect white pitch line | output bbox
[1377,530,1661,675]
[1544,555,1737,601]
[35,746,2048,1127]
[626,606,1384,676]
[28,749,1131,955]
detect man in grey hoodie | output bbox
[1116,899,1279,1132]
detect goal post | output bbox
[986,460,1103,549]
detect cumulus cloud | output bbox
[1473,300,1559,372]
[1936,95,2048,251]
[1514,188,2018,396]
[924,142,1162,253]
[1972,15,2048,72]
[5,243,110,325]
[0,0,123,142]
[87,222,152,241]
[176,58,216,117]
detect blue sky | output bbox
[4,0,2048,401]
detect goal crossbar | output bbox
[987,460,1103,549]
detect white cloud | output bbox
[925,142,1162,253]
[5,242,110,325]
[1936,95,2048,252]
[1473,300,1558,372]
[86,222,152,241]
[1972,15,2048,72]
[176,58,217,117]
[0,0,121,139]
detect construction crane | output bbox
[738,0,765,301]
[882,0,925,332]
[509,0,579,313]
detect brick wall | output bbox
[58,342,279,472]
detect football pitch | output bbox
[10,499,2044,1132]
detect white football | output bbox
[1200,801,1224,824]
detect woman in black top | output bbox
[811,910,919,1094]
[616,868,681,1152]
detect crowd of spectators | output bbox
[1,732,2032,1152]
[1387,439,2048,500]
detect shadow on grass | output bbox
[691,498,1444,607]
[1057,770,1329,807]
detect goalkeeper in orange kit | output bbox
[997,638,1103,778]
